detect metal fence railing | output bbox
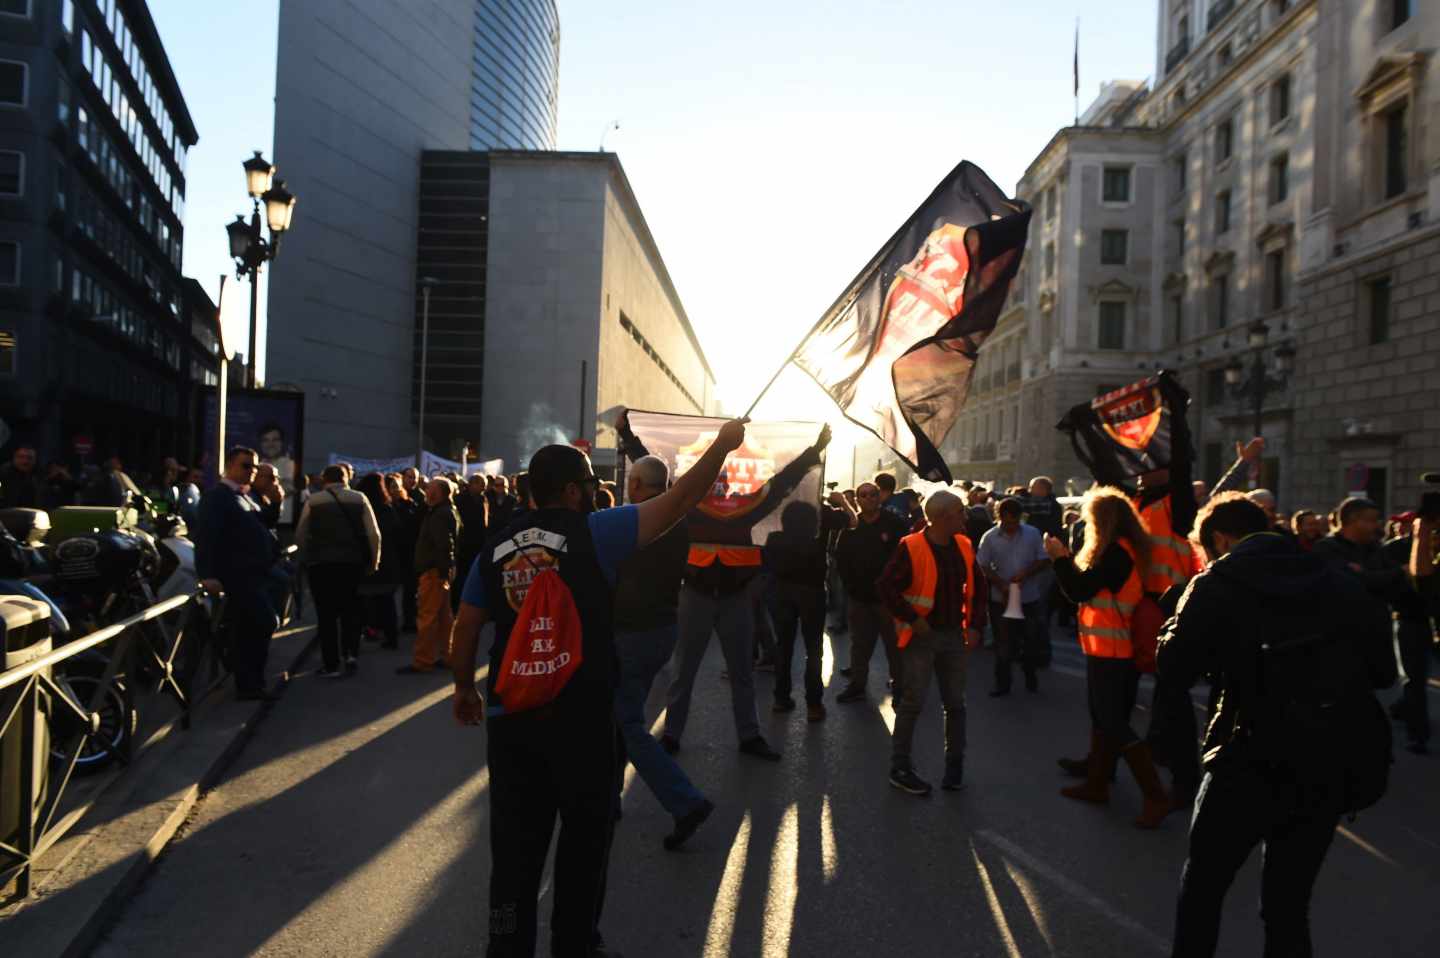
[0,589,227,900]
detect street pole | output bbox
[416,283,432,464]
[1252,351,1265,439]
[245,208,261,389]
[578,360,587,440]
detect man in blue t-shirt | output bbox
[449,420,747,958]
[976,498,1050,696]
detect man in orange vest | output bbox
[877,489,986,795]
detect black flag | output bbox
[789,161,1031,481]
[1056,372,1193,488]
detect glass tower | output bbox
[470,0,559,151]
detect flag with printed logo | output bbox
[1056,372,1192,487]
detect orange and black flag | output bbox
[1057,372,1193,488]
[788,161,1031,482]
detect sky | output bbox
[152,0,1160,480]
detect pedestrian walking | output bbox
[455,474,490,609]
[834,481,909,703]
[1160,493,1395,956]
[610,454,715,851]
[1045,487,1174,828]
[399,477,460,674]
[295,465,381,678]
[195,447,283,700]
[357,472,404,650]
[763,494,854,721]
[877,489,986,796]
[447,423,747,958]
[976,497,1050,696]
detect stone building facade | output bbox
[950,0,1437,514]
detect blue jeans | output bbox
[665,586,761,744]
[614,625,707,818]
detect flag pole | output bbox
[1073,17,1080,127]
[741,346,800,419]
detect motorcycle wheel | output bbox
[50,672,137,774]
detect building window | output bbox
[1216,118,1234,162]
[1384,103,1408,199]
[1365,275,1392,344]
[1174,219,1186,256]
[1211,274,1230,329]
[0,0,29,18]
[1205,369,1226,405]
[1098,302,1127,350]
[1389,0,1410,30]
[0,330,14,377]
[1100,229,1129,265]
[1217,43,1233,68]
[1265,249,1287,311]
[1269,154,1289,204]
[0,241,18,285]
[0,151,21,196]
[1216,190,1232,233]
[1103,167,1131,203]
[1170,294,1185,344]
[1173,152,1187,194]
[1044,186,1056,222]
[1044,242,1055,278]
[0,60,26,107]
[1271,75,1292,126]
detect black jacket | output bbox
[1157,533,1395,771]
[834,510,909,602]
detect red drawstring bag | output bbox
[494,563,584,713]
[1130,594,1165,674]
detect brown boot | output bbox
[1058,728,1120,781]
[1060,733,1112,804]
[1122,742,1176,829]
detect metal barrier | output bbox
[0,589,226,899]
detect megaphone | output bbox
[1003,581,1025,619]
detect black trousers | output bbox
[1147,673,1202,792]
[1086,655,1140,747]
[768,581,826,705]
[488,707,617,958]
[309,563,363,671]
[227,588,277,695]
[988,599,1042,691]
[1173,764,1340,958]
[1396,617,1432,745]
[363,587,399,644]
[401,568,418,629]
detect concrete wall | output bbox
[266,0,473,468]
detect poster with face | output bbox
[200,388,305,524]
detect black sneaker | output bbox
[942,760,965,791]
[659,734,681,755]
[317,668,345,680]
[839,666,853,678]
[988,688,1011,698]
[344,655,358,675]
[664,799,716,851]
[773,697,796,713]
[836,685,866,704]
[889,766,932,796]
[739,736,781,761]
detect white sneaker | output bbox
[344,655,358,672]
[318,667,345,679]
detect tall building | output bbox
[265,0,560,468]
[418,150,716,474]
[952,0,1437,514]
[0,0,200,466]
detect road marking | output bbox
[1000,854,1058,953]
[969,841,1023,958]
[703,814,752,957]
[1337,825,1400,867]
[976,830,1170,955]
[762,804,799,958]
[821,633,834,688]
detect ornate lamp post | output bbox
[226,151,297,388]
[1224,319,1296,438]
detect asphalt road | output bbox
[93,619,1440,957]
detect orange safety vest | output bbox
[893,531,977,649]
[686,543,763,568]
[1076,539,1144,659]
[1136,496,1197,595]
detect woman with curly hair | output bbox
[1044,486,1174,828]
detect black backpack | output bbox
[1255,599,1392,814]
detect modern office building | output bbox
[0,0,200,467]
[418,150,716,474]
[947,0,1437,514]
[266,0,561,468]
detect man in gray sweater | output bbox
[295,465,381,677]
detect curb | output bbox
[8,628,317,958]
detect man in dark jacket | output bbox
[0,445,44,509]
[196,447,282,700]
[834,481,910,702]
[1158,494,1395,957]
[400,477,460,673]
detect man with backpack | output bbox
[1157,493,1395,957]
[448,420,748,958]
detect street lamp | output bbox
[227,151,297,388]
[1225,320,1294,437]
[415,276,441,462]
